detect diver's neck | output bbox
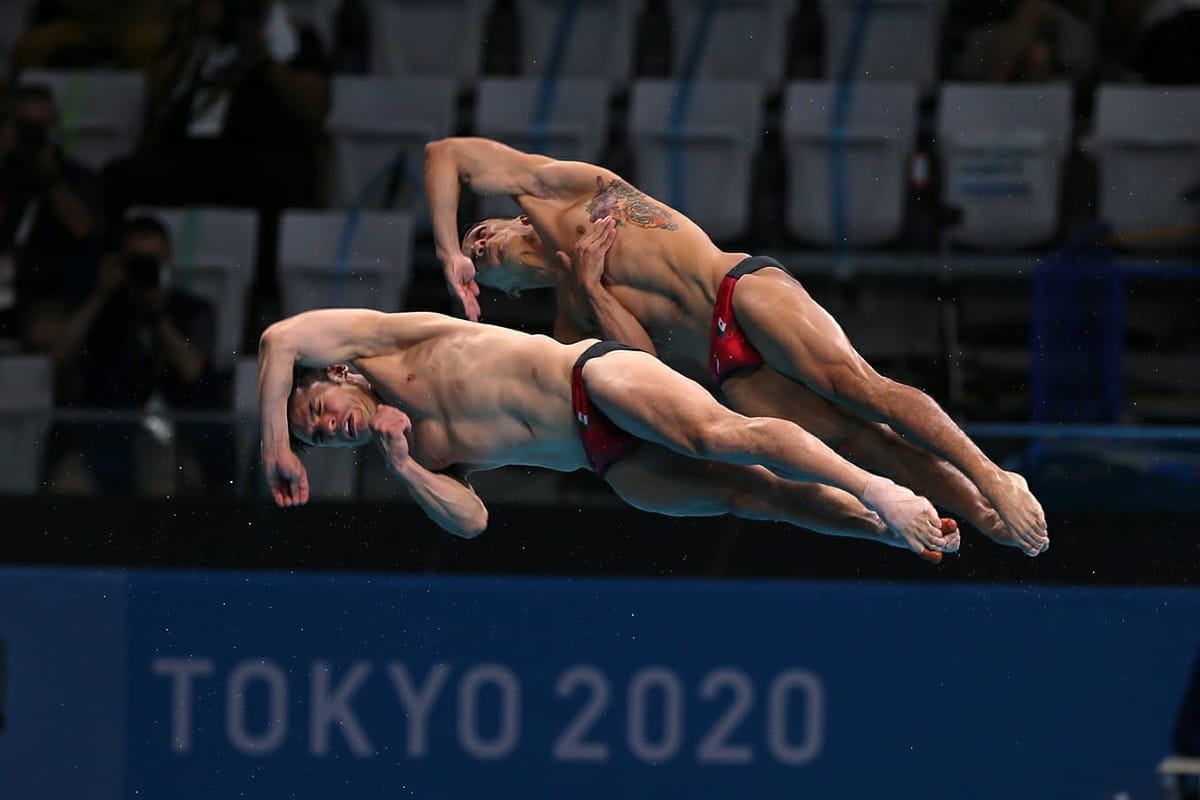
[519,253,558,288]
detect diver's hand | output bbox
[558,216,617,288]
[369,405,413,466]
[444,252,481,321]
[263,446,309,507]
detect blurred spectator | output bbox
[332,0,368,74]
[102,0,331,220]
[482,0,520,76]
[101,0,332,338]
[0,82,105,351]
[949,0,1096,84]
[42,214,230,495]
[1111,0,1200,84]
[634,0,672,78]
[8,0,172,74]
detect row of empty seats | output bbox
[337,0,946,93]
[350,77,1200,250]
[0,0,947,92]
[21,66,1200,252]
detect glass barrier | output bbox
[970,422,1200,513]
[3,409,1199,512]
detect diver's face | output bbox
[288,368,377,449]
[461,216,543,290]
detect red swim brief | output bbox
[708,255,783,384]
[571,341,644,476]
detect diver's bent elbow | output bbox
[455,509,489,540]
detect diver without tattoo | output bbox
[587,177,679,231]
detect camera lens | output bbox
[15,121,48,152]
[123,254,162,288]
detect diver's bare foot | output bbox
[958,489,1046,558]
[862,477,955,557]
[973,504,1020,548]
[985,470,1048,556]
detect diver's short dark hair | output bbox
[287,364,328,453]
[120,214,171,247]
[292,363,326,392]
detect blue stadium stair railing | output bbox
[666,0,717,217]
[529,0,579,156]
[1031,222,1125,427]
[1023,220,1200,495]
[828,0,876,268]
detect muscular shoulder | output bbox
[533,160,623,201]
[362,311,477,353]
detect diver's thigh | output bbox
[583,350,730,449]
[604,445,739,517]
[721,366,865,445]
[730,269,876,394]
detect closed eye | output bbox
[309,401,323,444]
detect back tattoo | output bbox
[586,177,679,231]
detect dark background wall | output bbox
[5,494,1196,586]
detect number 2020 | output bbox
[552,665,823,766]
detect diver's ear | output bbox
[326,363,351,381]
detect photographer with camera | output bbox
[43,214,229,494]
[101,0,332,310]
[0,83,104,349]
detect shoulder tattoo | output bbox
[586,178,679,231]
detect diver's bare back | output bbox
[522,169,745,354]
[351,316,594,472]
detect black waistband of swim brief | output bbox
[573,340,644,371]
[727,255,785,280]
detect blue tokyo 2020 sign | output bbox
[1,567,1197,799]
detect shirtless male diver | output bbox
[258,308,960,559]
[423,136,1049,557]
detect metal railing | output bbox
[2,409,1198,512]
